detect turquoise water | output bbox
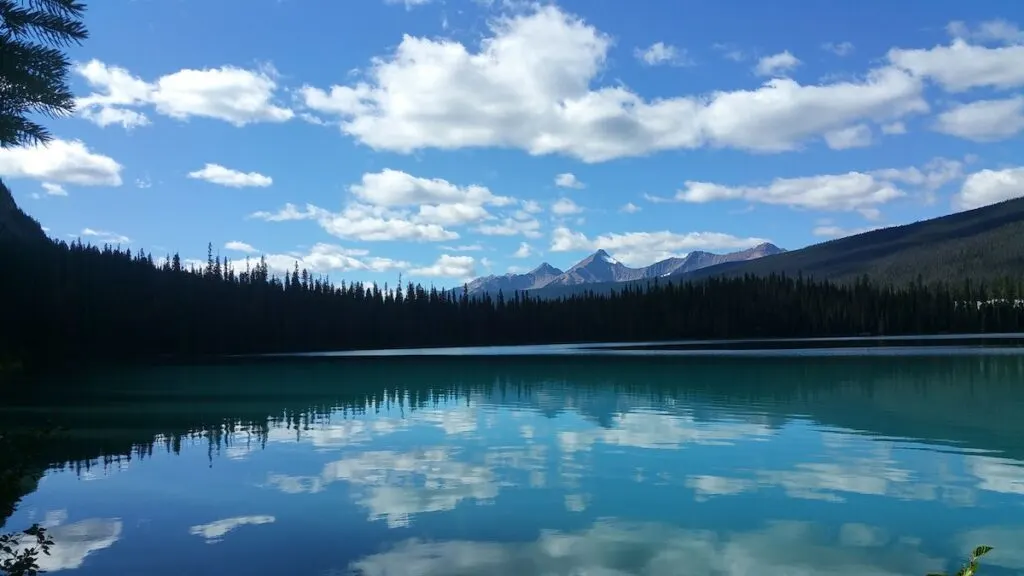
[4,349,1024,575]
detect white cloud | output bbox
[947,19,1024,46]
[251,202,460,242]
[933,96,1024,141]
[476,215,542,238]
[410,254,477,279]
[0,138,122,186]
[74,59,294,128]
[80,227,130,245]
[351,169,512,208]
[520,199,543,213]
[42,182,68,196]
[888,39,1024,92]
[17,517,122,571]
[634,42,691,66]
[263,243,411,274]
[347,519,943,576]
[823,41,855,56]
[880,121,906,135]
[754,51,801,76]
[187,163,273,188]
[441,244,483,252]
[346,169,517,227]
[676,172,904,212]
[554,172,584,189]
[823,124,873,149]
[871,157,965,191]
[135,177,152,189]
[513,242,533,258]
[620,202,641,213]
[80,106,150,130]
[955,167,1024,210]
[551,197,583,215]
[224,241,258,253]
[299,5,927,161]
[189,515,275,544]
[550,227,770,266]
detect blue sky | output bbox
[1,0,1023,287]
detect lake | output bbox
[3,342,1024,575]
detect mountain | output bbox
[645,243,787,278]
[546,249,646,286]
[673,196,1024,286]
[0,180,47,244]
[468,243,784,296]
[465,262,564,294]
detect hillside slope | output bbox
[0,180,47,244]
[678,197,1024,285]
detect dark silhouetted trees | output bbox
[1,231,1023,369]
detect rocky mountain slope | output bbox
[467,243,784,295]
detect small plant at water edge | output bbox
[0,524,53,576]
[928,545,993,576]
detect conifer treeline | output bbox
[2,238,1024,367]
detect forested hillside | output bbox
[679,196,1024,285]
[3,184,1024,370]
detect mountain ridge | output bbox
[522,196,1024,299]
[467,242,785,295]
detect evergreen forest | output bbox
[3,224,1024,370]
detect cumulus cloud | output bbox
[251,169,529,242]
[41,182,68,197]
[224,241,258,253]
[188,163,272,188]
[554,172,584,189]
[251,202,459,242]
[410,254,477,279]
[933,96,1024,141]
[513,242,533,258]
[947,19,1024,46]
[549,227,770,266]
[15,513,122,572]
[262,243,410,275]
[634,42,692,66]
[674,159,965,213]
[476,214,542,238]
[888,39,1024,92]
[351,169,512,208]
[551,197,583,215]
[620,202,641,213]
[823,124,873,149]
[955,167,1024,210]
[0,138,122,186]
[346,519,943,576]
[299,5,927,161]
[74,59,293,128]
[754,50,801,76]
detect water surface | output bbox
[4,350,1024,575]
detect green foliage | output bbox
[927,545,993,576]
[0,0,89,148]
[0,524,52,576]
[0,428,59,576]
